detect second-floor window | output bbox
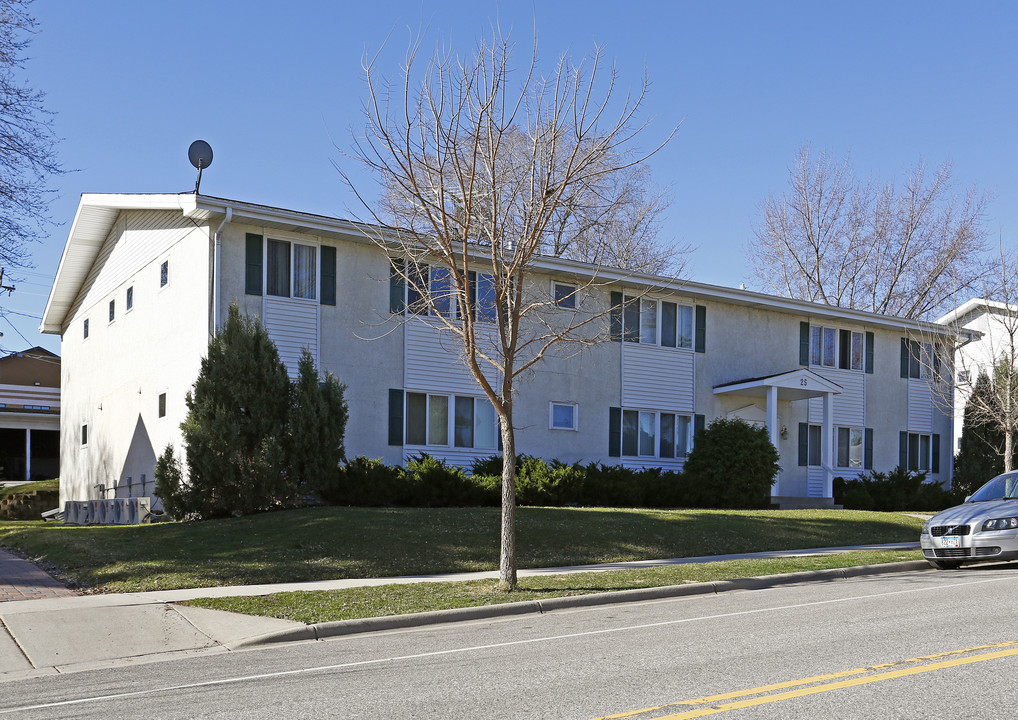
[810,326,863,371]
[622,296,694,349]
[267,239,317,300]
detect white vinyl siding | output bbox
[405,320,499,396]
[907,379,934,432]
[262,297,319,378]
[622,342,695,412]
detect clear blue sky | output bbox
[4,0,1016,356]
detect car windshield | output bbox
[969,473,1018,502]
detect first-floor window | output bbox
[837,427,864,468]
[619,409,692,459]
[907,432,932,472]
[802,424,873,469]
[406,392,497,449]
[81,424,88,446]
[158,393,167,419]
[550,402,577,430]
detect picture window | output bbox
[550,402,577,430]
[553,282,577,309]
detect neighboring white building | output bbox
[938,298,1016,454]
[41,193,955,509]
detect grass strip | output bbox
[0,506,924,593]
[0,478,58,497]
[182,549,923,624]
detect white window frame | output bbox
[405,262,497,323]
[907,432,933,472]
[836,426,864,469]
[810,325,864,371]
[266,236,319,302]
[622,295,694,350]
[552,281,577,310]
[549,402,578,431]
[406,392,499,450]
[619,408,693,459]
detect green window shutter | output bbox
[389,259,406,314]
[608,406,622,457]
[388,389,404,446]
[609,292,623,342]
[865,332,875,374]
[900,338,909,378]
[320,245,336,306]
[693,414,706,442]
[695,305,707,353]
[864,428,874,469]
[245,233,263,296]
[799,321,810,366]
[932,434,941,474]
[798,423,809,467]
[898,431,908,470]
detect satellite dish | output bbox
[188,140,213,194]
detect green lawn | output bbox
[0,505,924,593]
[185,549,922,624]
[0,478,58,497]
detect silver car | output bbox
[921,472,1018,569]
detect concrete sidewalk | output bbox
[0,542,924,681]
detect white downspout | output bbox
[212,207,233,335]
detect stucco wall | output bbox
[59,211,211,507]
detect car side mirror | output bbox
[964,495,972,502]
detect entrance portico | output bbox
[714,369,842,500]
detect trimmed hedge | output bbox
[833,467,962,512]
[323,453,764,510]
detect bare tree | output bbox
[0,0,62,277]
[942,248,1018,474]
[748,145,990,320]
[344,27,671,591]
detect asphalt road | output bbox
[3,564,1018,718]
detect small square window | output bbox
[126,286,134,311]
[158,393,166,418]
[550,402,577,430]
[81,424,88,446]
[109,299,115,322]
[160,261,169,287]
[83,318,89,339]
[553,282,576,309]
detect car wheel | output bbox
[927,559,963,570]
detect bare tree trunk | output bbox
[498,405,517,592]
[1006,428,1015,473]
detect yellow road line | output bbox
[592,640,1018,720]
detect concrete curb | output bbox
[233,560,931,649]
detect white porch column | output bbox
[24,428,31,481]
[822,392,834,498]
[767,384,780,498]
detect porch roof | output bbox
[713,368,842,402]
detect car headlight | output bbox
[981,517,1018,531]
[922,519,931,535]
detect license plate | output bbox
[943,536,961,548]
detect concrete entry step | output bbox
[771,496,844,510]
